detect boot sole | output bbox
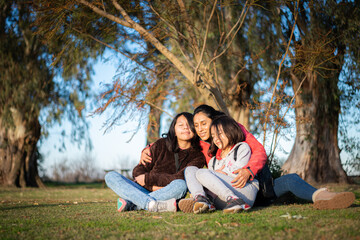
[193,202,209,214]
[178,198,195,213]
[313,192,355,210]
[223,207,242,213]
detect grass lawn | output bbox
[1,182,359,240]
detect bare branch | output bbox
[110,0,194,82]
[76,0,131,28]
[262,0,299,145]
[176,0,200,57]
[194,0,218,84]
[148,3,195,68]
[268,75,306,163]
[143,100,173,118]
[70,26,154,73]
[148,3,187,40]
[208,0,250,68]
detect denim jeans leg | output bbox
[273,173,317,201]
[149,179,188,201]
[105,171,155,210]
[184,166,207,197]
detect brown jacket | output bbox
[133,138,206,191]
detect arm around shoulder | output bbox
[238,124,267,179]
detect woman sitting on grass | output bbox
[141,105,355,211]
[179,104,355,211]
[185,115,258,213]
[105,112,206,212]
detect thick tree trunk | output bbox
[0,108,43,187]
[282,71,348,184]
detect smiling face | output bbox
[175,115,194,142]
[193,112,212,141]
[211,125,230,151]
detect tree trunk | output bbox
[146,105,162,145]
[230,106,250,130]
[282,70,348,184]
[0,108,43,187]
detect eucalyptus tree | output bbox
[266,0,360,183]
[35,0,271,131]
[0,0,100,187]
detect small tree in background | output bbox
[50,155,102,183]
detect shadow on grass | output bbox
[43,181,105,189]
[0,201,109,211]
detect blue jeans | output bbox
[273,173,317,201]
[105,171,187,210]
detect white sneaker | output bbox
[148,198,177,212]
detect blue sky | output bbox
[39,57,148,174]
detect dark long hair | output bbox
[162,112,201,153]
[193,104,226,120]
[209,115,245,156]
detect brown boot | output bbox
[312,188,355,210]
[178,198,195,213]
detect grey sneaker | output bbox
[223,197,251,213]
[148,198,177,212]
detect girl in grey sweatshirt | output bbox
[184,115,259,213]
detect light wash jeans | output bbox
[273,173,317,201]
[185,166,259,207]
[105,171,187,210]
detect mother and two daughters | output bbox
[105,105,355,213]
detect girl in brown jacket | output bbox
[105,112,206,212]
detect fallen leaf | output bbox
[280,212,307,219]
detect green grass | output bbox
[1,183,359,240]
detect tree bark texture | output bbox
[281,1,350,184]
[0,109,43,187]
[146,105,162,145]
[282,70,348,183]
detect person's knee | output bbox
[104,171,115,183]
[104,171,121,185]
[173,179,187,190]
[172,179,188,196]
[196,168,209,175]
[195,168,210,179]
[288,173,300,178]
[185,166,198,175]
[285,173,301,182]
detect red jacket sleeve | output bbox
[200,141,212,164]
[239,124,267,180]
